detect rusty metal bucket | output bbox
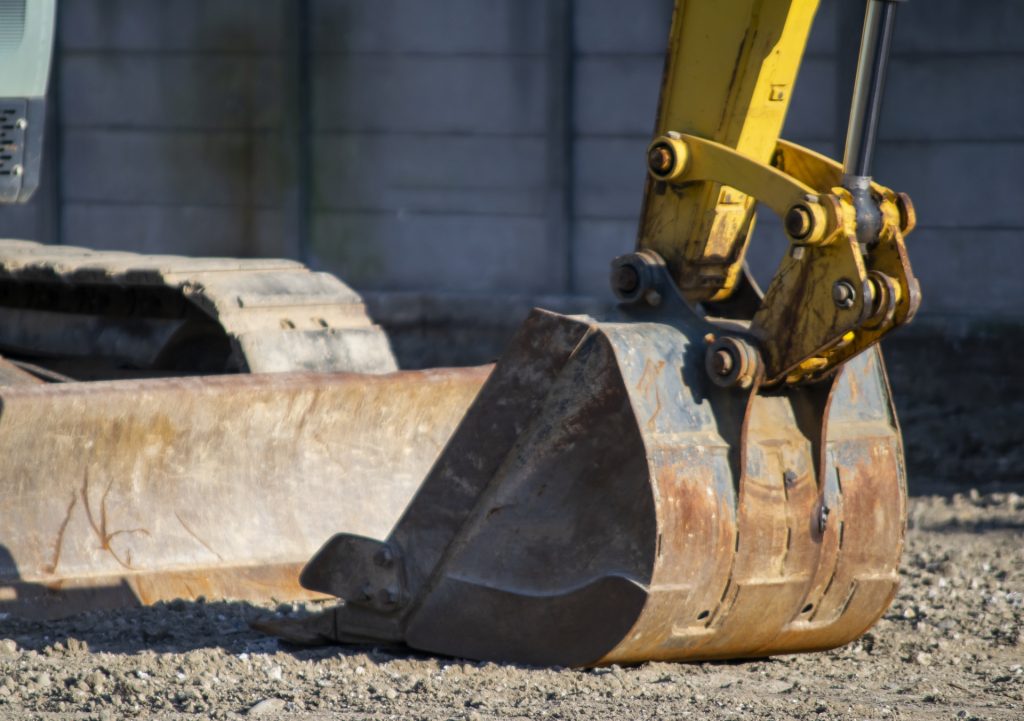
[293,267,907,666]
[0,367,488,619]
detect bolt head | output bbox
[613,265,640,295]
[648,145,674,175]
[785,205,814,240]
[711,349,735,377]
[705,336,760,390]
[832,280,857,309]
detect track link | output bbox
[0,239,396,378]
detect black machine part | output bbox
[842,0,904,247]
[0,96,45,204]
[0,0,55,204]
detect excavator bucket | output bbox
[291,267,907,666]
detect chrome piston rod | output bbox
[842,0,904,245]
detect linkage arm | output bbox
[620,0,919,386]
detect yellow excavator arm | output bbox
[636,0,822,306]
[618,0,919,386]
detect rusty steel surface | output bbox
[0,366,490,619]
[294,264,906,666]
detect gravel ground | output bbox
[0,492,1020,721]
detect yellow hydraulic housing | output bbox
[634,0,919,385]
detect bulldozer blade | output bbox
[0,366,489,620]
[296,272,906,666]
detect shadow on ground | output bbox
[0,596,353,657]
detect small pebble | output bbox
[247,698,286,716]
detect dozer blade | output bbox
[0,367,488,619]
[295,275,906,666]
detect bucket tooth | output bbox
[294,268,906,666]
[302,536,405,611]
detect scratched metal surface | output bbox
[0,366,489,619]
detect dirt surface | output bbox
[0,493,1020,721]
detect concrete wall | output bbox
[871,1,1024,318]
[49,0,293,257]
[1,0,1021,319]
[306,0,565,295]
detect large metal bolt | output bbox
[613,264,640,295]
[785,204,815,240]
[705,336,760,390]
[648,145,674,175]
[710,349,735,377]
[611,251,662,304]
[832,280,857,309]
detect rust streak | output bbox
[635,359,666,431]
[717,26,754,135]
[80,468,150,569]
[44,492,78,575]
[647,390,663,432]
[636,359,666,394]
[175,511,225,562]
